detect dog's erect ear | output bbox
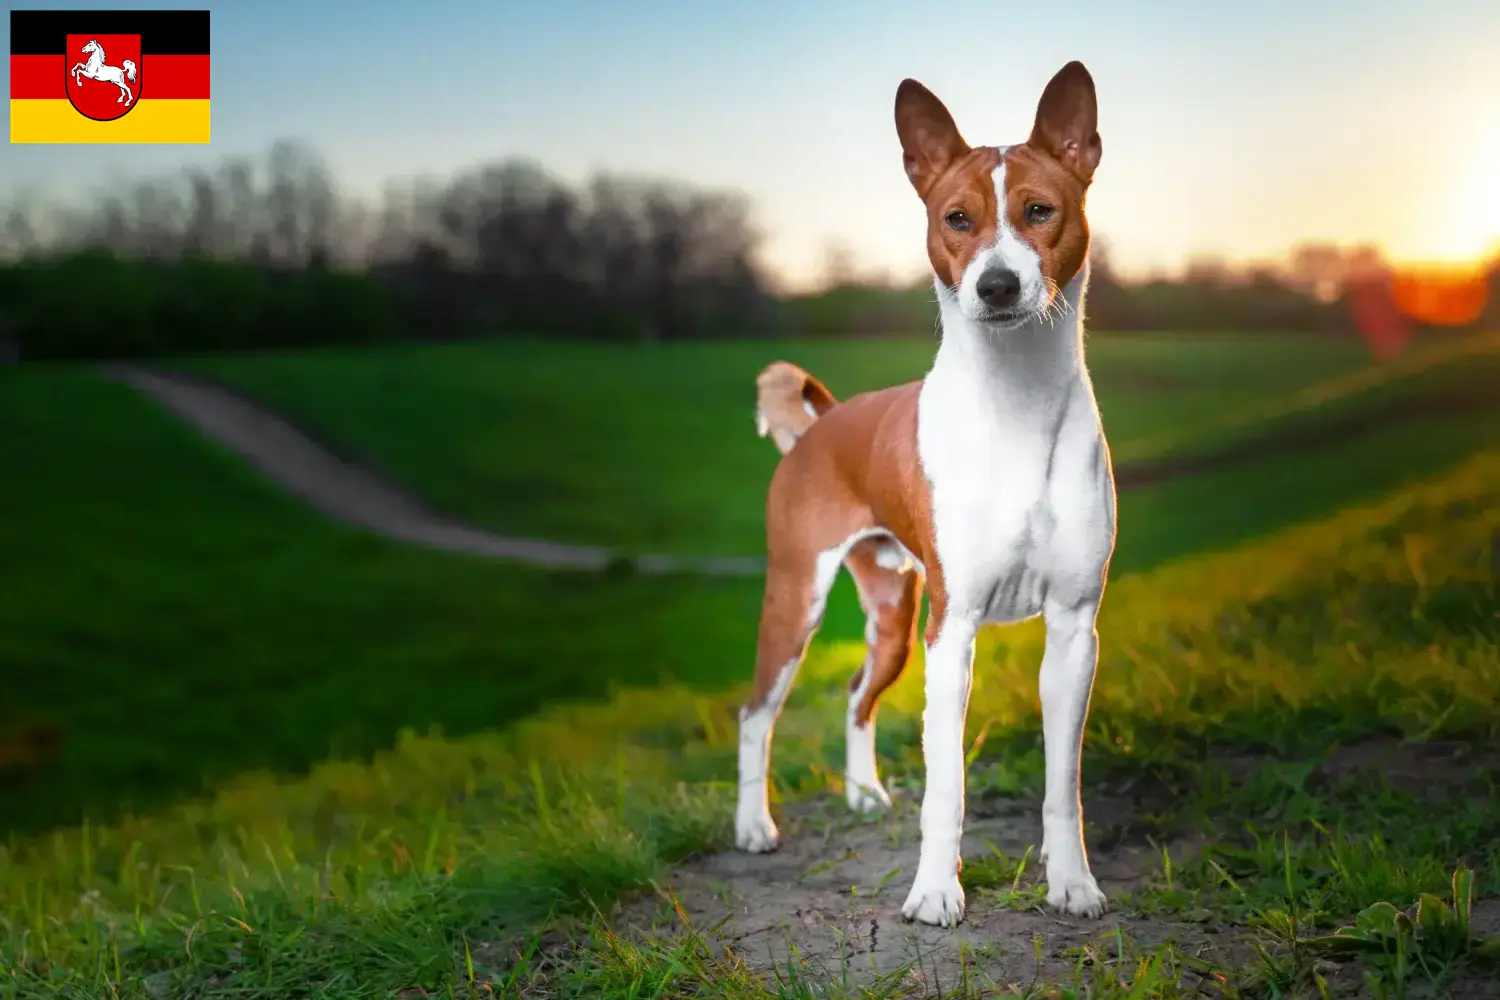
[895,79,969,199]
[1029,61,1101,185]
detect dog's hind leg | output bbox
[843,538,921,813]
[735,541,843,853]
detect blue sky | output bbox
[5,0,1500,288]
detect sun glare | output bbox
[1440,116,1500,265]
[1376,115,1499,333]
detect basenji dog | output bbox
[737,61,1114,927]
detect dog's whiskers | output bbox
[1037,277,1076,326]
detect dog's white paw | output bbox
[735,809,780,853]
[1046,868,1108,918]
[845,779,891,814]
[901,874,966,927]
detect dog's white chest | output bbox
[918,388,1053,621]
[918,361,1110,624]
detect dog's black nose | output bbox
[975,267,1021,307]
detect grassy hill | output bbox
[2,331,1500,996]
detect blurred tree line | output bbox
[0,142,771,360]
[1,141,1496,361]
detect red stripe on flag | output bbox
[9,54,210,100]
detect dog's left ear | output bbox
[1030,61,1101,185]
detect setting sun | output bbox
[1382,116,1498,330]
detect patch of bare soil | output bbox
[615,795,1236,992]
[604,741,1500,994]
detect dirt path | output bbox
[106,366,766,577]
[594,742,1500,995]
[606,796,1232,993]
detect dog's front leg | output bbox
[1038,597,1108,917]
[901,615,976,927]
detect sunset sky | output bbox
[4,0,1499,289]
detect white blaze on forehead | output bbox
[951,155,1047,320]
[989,159,1039,276]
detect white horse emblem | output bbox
[70,39,137,107]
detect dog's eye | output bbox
[945,210,970,232]
[1025,203,1055,224]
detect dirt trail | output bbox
[106,366,765,577]
[613,796,1228,992]
[611,801,1500,996]
[605,742,1500,994]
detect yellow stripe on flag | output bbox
[10,99,211,144]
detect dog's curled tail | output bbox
[754,361,838,454]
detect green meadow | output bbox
[3,329,1500,997]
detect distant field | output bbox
[183,333,1375,557]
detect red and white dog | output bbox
[737,61,1114,927]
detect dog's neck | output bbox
[928,261,1090,406]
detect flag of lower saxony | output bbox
[9,9,211,144]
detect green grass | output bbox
[3,411,1499,996]
[4,332,1500,996]
[180,333,1373,557]
[0,368,764,832]
[1114,392,1500,575]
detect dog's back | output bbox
[754,365,929,550]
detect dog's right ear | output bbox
[895,79,969,199]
